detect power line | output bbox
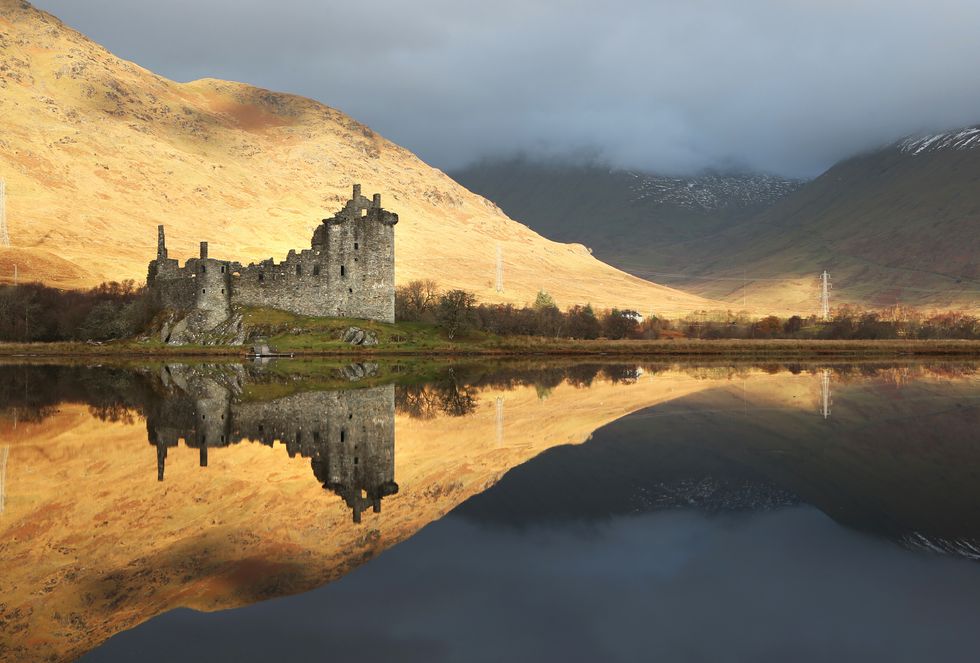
[604,267,808,283]
[588,257,980,290]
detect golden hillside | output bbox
[0,1,719,315]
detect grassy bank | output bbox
[1,307,979,358]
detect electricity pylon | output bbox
[821,369,832,419]
[820,270,831,320]
[495,242,504,293]
[0,179,10,247]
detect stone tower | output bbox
[192,241,233,329]
[310,184,399,322]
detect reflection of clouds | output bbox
[93,510,980,662]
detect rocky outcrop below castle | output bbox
[158,309,248,346]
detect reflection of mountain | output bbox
[147,365,397,523]
[458,372,980,559]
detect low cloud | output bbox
[32,0,980,177]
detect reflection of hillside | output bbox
[0,361,712,662]
[459,371,980,559]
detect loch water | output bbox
[1,359,979,662]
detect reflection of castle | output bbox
[147,366,397,522]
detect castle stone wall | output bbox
[147,185,398,326]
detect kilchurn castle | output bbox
[148,185,399,324]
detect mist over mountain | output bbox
[454,131,980,313]
[452,156,801,278]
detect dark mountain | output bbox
[453,132,980,313]
[452,158,801,290]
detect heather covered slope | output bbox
[0,0,719,315]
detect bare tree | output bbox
[396,279,440,321]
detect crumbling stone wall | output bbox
[147,185,398,327]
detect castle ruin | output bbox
[148,185,398,325]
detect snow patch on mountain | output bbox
[626,172,803,211]
[898,127,980,155]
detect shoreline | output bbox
[2,339,980,360]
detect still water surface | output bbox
[1,360,979,662]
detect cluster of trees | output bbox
[397,280,980,341]
[2,278,977,344]
[396,280,659,340]
[0,281,159,342]
[677,306,980,340]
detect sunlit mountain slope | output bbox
[0,1,719,315]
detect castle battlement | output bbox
[147,185,398,325]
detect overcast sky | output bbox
[31,0,980,178]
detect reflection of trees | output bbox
[88,404,139,425]
[0,405,59,424]
[564,364,602,388]
[393,386,436,419]
[396,371,477,419]
[0,365,151,424]
[6,361,978,428]
[601,365,640,384]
